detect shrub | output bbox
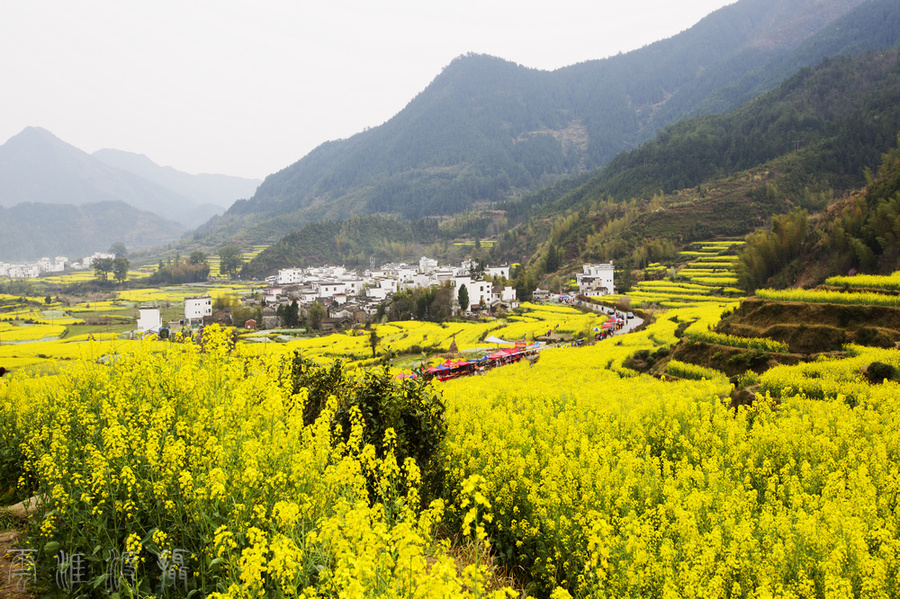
[865,361,899,384]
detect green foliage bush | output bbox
[286,353,447,504]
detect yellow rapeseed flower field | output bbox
[2,286,899,597]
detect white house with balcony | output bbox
[576,262,615,297]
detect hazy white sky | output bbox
[2,1,734,180]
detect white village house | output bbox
[184,295,213,324]
[136,306,162,333]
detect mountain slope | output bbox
[197,0,899,244]
[485,46,900,279]
[694,0,900,116]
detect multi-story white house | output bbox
[278,268,305,285]
[419,256,438,273]
[341,278,365,296]
[576,262,615,297]
[453,277,493,311]
[184,296,213,324]
[493,286,517,304]
[317,281,347,299]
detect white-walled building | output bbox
[137,307,162,332]
[419,256,438,273]
[494,286,517,303]
[184,296,213,323]
[342,278,365,296]
[576,262,615,297]
[366,286,390,301]
[453,277,493,311]
[278,268,305,285]
[317,281,347,299]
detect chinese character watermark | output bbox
[7,548,37,592]
[104,549,138,592]
[158,548,190,592]
[55,550,87,590]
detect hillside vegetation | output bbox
[736,128,900,289]
[489,47,900,288]
[216,46,900,288]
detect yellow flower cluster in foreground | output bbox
[0,326,511,598]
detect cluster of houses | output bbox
[136,258,521,333]
[533,262,616,302]
[134,259,617,334]
[0,252,115,279]
[271,258,515,307]
[260,257,518,329]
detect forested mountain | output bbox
[242,43,900,283]
[0,201,184,261]
[487,47,900,284]
[193,0,900,245]
[733,132,900,290]
[693,0,900,117]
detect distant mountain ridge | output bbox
[0,127,261,260]
[0,127,260,229]
[196,0,900,245]
[92,148,260,210]
[242,46,900,283]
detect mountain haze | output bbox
[0,202,184,262]
[0,128,265,260]
[242,45,900,284]
[92,148,260,210]
[495,46,900,281]
[0,128,257,231]
[196,0,899,245]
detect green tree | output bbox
[189,251,207,265]
[113,256,130,283]
[458,284,469,313]
[308,301,326,330]
[218,245,244,279]
[544,244,560,273]
[285,300,300,328]
[93,257,114,282]
[369,328,381,358]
